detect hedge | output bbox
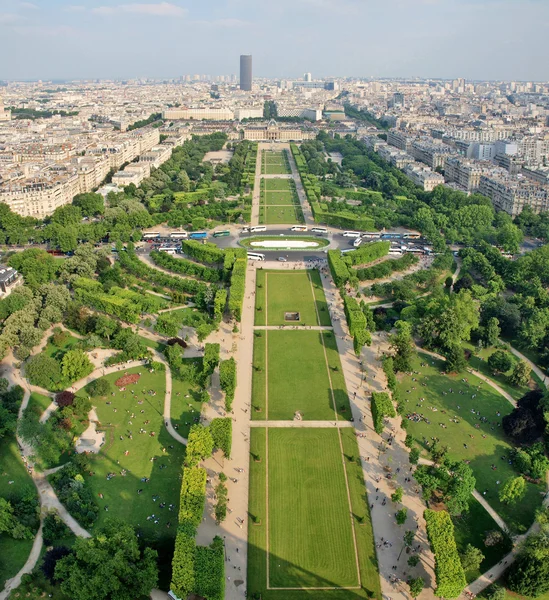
[203,343,220,376]
[150,250,222,282]
[178,466,207,529]
[328,250,351,287]
[228,257,247,321]
[181,240,225,264]
[424,509,467,598]
[118,246,209,297]
[355,253,418,281]
[346,241,390,266]
[171,530,196,600]
[194,536,225,600]
[213,288,227,323]
[219,357,236,411]
[382,356,397,393]
[371,391,396,434]
[209,418,232,458]
[343,294,371,354]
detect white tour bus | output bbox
[342,231,361,238]
[388,248,403,256]
[353,237,363,248]
[143,232,160,239]
[159,247,179,255]
[169,232,188,239]
[311,227,328,234]
[290,225,308,232]
[247,252,265,261]
[250,225,267,233]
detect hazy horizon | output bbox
[1,0,548,82]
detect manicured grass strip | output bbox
[251,332,267,418]
[339,428,383,599]
[260,205,304,225]
[309,269,332,327]
[265,330,337,420]
[268,429,359,589]
[264,191,299,206]
[265,179,295,191]
[263,271,321,326]
[399,353,543,533]
[322,332,352,420]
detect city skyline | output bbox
[0,0,548,81]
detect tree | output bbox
[408,555,420,567]
[185,425,214,467]
[488,349,513,374]
[389,321,416,372]
[42,546,71,582]
[485,317,501,347]
[391,487,403,503]
[87,378,112,397]
[460,544,485,572]
[484,530,504,547]
[8,249,58,287]
[408,577,425,598]
[72,193,105,217]
[61,349,93,383]
[55,518,158,600]
[509,360,531,387]
[506,551,549,597]
[55,391,75,407]
[499,476,526,505]
[25,354,63,390]
[409,448,420,465]
[444,343,468,373]
[396,508,408,525]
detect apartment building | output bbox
[479,172,549,215]
[163,107,234,120]
[444,156,492,192]
[403,164,445,191]
[387,129,414,152]
[411,140,456,170]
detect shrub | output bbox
[219,358,237,411]
[150,250,222,282]
[209,418,232,458]
[371,391,396,434]
[55,391,75,407]
[178,466,207,528]
[424,509,467,598]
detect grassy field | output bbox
[170,358,203,439]
[265,179,295,192]
[0,436,37,589]
[452,496,513,583]
[251,330,350,420]
[463,342,537,401]
[262,151,291,175]
[27,392,53,417]
[43,332,81,360]
[260,205,304,225]
[263,190,298,206]
[76,367,186,543]
[247,428,381,599]
[399,354,544,533]
[255,269,330,327]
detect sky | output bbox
[0,0,548,81]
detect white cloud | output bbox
[0,13,21,24]
[92,2,187,17]
[19,2,38,9]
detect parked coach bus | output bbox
[247,252,265,261]
[213,230,230,238]
[169,232,188,239]
[342,231,361,238]
[143,232,160,239]
[311,227,328,234]
[189,232,207,240]
[290,225,308,232]
[361,232,381,239]
[353,237,363,248]
[250,226,267,233]
[159,247,179,255]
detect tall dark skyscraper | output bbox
[239,55,252,91]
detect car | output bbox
[277,257,287,262]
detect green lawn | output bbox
[262,152,291,175]
[252,330,350,420]
[76,367,186,544]
[170,358,204,439]
[464,342,537,401]
[43,333,80,360]
[452,496,513,583]
[27,392,53,417]
[259,205,304,225]
[0,436,37,589]
[247,428,381,599]
[265,179,295,192]
[255,270,330,326]
[399,353,544,533]
[263,191,298,206]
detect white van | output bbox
[342,231,361,238]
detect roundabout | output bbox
[239,235,330,251]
